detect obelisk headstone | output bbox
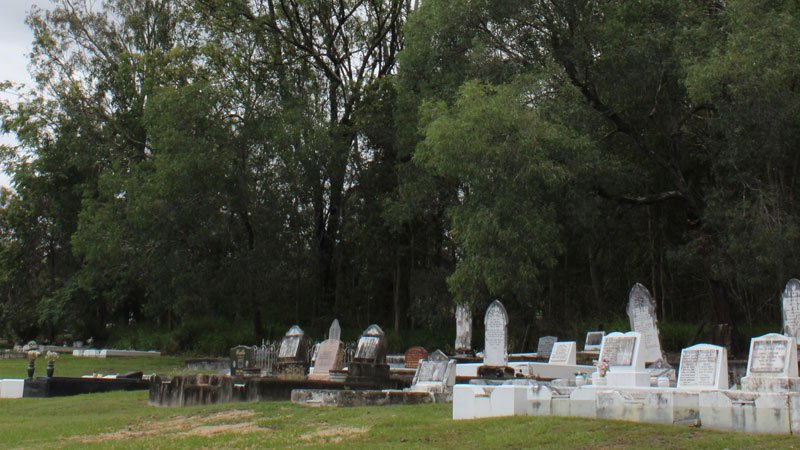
[782,279,800,343]
[329,319,342,341]
[626,283,665,364]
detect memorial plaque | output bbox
[626,283,664,363]
[329,319,342,341]
[750,339,789,373]
[678,347,719,387]
[455,304,473,352]
[537,336,558,358]
[229,345,255,374]
[782,279,800,341]
[483,300,509,367]
[600,335,636,367]
[310,338,343,377]
[548,341,576,365]
[405,346,429,369]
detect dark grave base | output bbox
[149,374,407,407]
[291,389,451,407]
[24,376,149,398]
[477,365,516,379]
[346,362,390,383]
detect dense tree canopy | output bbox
[0,0,798,354]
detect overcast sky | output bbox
[0,0,54,188]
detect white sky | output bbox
[0,0,54,188]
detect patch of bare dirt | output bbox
[299,426,370,444]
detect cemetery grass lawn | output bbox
[0,355,197,379]
[0,391,797,449]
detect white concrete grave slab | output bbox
[0,379,25,398]
[594,331,649,387]
[677,344,728,390]
[584,331,605,352]
[741,333,800,392]
[626,284,664,364]
[483,300,508,367]
[548,342,577,366]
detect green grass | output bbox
[0,391,798,449]
[0,354,203,379]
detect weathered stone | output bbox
[584,331,605,352]
[328,319,341,341]
[676,344,728,390]
[626,283,664,364]
[455,304,473,354]
[548,342,576,366]
[537,336,558,359]
[404,346,429,369]
[782,279,800,342]
[483,300,508,367]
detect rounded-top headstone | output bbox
[483,300,509,367]
[626,283,664,364]
[781,279,800,340]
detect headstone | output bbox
[328,319,342,341]
[229,345,255,376]
[537,336,558,359]
[584,331,605,352]
[741,333,800,393]
[677,344,728,390]
[455,304,473,354]
[548,341,577,366]
[276,325,310,379]
[347,324,390,383]
[410,350,456,393]
[595,331,649,387]
[309,338,344,380]
[404,346,429,369]
[626,283,665,364]
[782,279,800,342]
[483,300,509,367]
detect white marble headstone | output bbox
[745,333,798,378]
[548,341,576,366]
[483,300,508,367]
[782,279,800,343]
[328,319,341,341]
[677,344,728,390]
[599,331,644,370]
[455,304,472,352]
[626,283,664,364]
[584,331,605,352]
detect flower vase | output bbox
[46,362,54,378]
[27,362,35,379]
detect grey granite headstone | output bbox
[626,283,664,364]
[537,336,558,359]
[229,345,255,375]
[455,304,472,353]
[483,300,508,367]
[782,279,800,342]
[328,319,341,341]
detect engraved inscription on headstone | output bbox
[483,300,509,367]
[626,283,663,363]
[355,336,380,360]
[537,336,558,358]
[782,279,800,341]
[750,339,789,373]
[548,341,576,365]
[601,336,636,367]
[328,319,342,341]
[278,325,304,359]
[678,348,719,387]
[310,338,343,378]
[455,304,473,352]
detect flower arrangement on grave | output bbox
[45,351,58,378]
[597,359,609,378]
[26,350,40,379]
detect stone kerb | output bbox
[548,342,577,366]
[741,333,800,393]
[676,344,728,391]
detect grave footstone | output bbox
[478,300,514,378]
[347,324,390,383]
[584,331,605,352]
[404,347,429,369]
[626,283,666,364]
[410,350,456,393]
[537,336,558,359]
[740,333,800,393]
[275,325,310,379]
[455,304,473,356]
[548,341,577,366]
[782,279,800,343]
[676,344,728,390]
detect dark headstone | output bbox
[229,345,255,376]
[276,325,310,379]
[347,324,390,383]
